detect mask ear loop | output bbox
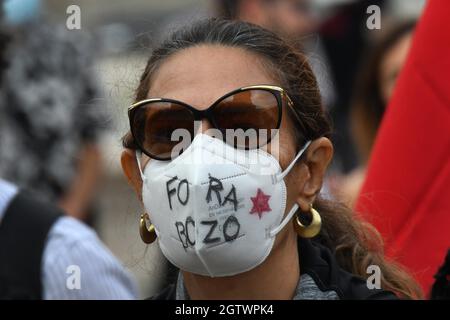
[276,140,311,182]
[135,150,147,182]
[269,140,312,238]
[269,203,299,237]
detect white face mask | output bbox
[137,133,311,277]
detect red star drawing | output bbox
[250,188,271,219]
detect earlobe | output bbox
[121,149,143,200]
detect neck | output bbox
[182,231,300,300]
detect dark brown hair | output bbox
[123,18,422,299]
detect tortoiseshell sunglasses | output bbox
[128,85,295,160]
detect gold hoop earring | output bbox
[293,204,322,238]
[139,213,157,244]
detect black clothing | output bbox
[0,192,62,299]
[150,238,398,300]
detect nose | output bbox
[195,118,214,135]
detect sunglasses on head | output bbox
[128,85,295,161]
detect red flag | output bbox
[355,0,450,294]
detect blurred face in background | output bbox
[379,31,413,105]
[239,0,316,38]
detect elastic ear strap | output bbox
[269,203,299,237]
[277,140,312,182]
[135,150,146,181]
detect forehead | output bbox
[147,45,279,109]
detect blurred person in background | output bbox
[215,0,316,38]
[0,2,106,222]
[318,0,386,174]
[0,7,137,300]
[0,176,138,299]
[121,19,422,300]
[354,0,450,294]
[332,21,416,207]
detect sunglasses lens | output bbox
[130,101,195,160]
[213,89,280,149]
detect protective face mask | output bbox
[136,133,311,277]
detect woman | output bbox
[121,19,422,300]
[335,21,416,207]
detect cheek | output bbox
[277,115,299,171]
[278,132,297,170]
[261,128,296,171]
[261,104,299,170]
[380,77,395,105]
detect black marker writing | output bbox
[201,220,221,244]
[175,216,196,250]
[167,176,190,210]
[175,215,241,250]
[206,175,239,211]
[175,221,188,249]
[177,179,189,205]
[185,216,195,246]
[206,174,223,205]
[223,215,240,242]
[222,184,238,211]
[166,176,178,210]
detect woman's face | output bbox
[122,44,332,251]
[379,32,413,105]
